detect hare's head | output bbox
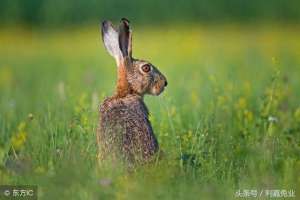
[101,18,167,97]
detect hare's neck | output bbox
[116,64,130,97]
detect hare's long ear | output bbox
[101,20,122,64]
[118,18,132,59]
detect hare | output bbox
[97,18,167,166]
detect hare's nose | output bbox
[164,80,168,87]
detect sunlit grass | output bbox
[0,24,300,199]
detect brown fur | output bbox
[98,94,159,165]
[116,61,130,98]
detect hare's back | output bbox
[100,95,148,127]
[99,95,158,161]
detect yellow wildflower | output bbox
[149,114,155,123]
[11,121,27,151]
[81,115,88,128]
[182,130,193,143]
[217,95,227,106]
[294,108,300,122]
[244,81,251,95]
[235,97,247,110]
[75,93,88,113]
[170,106,176,117]
[35,166,46,174]
[244,109,253,122]
[28,113,34,121]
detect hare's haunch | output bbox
[97,18,167,165]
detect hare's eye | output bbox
[141,64,151,73]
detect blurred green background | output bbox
[1,1,300,200]
[1,0,300,27]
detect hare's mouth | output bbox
[150,85,165,96]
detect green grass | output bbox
[0,24,300,200]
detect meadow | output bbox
[0,24,300,199]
